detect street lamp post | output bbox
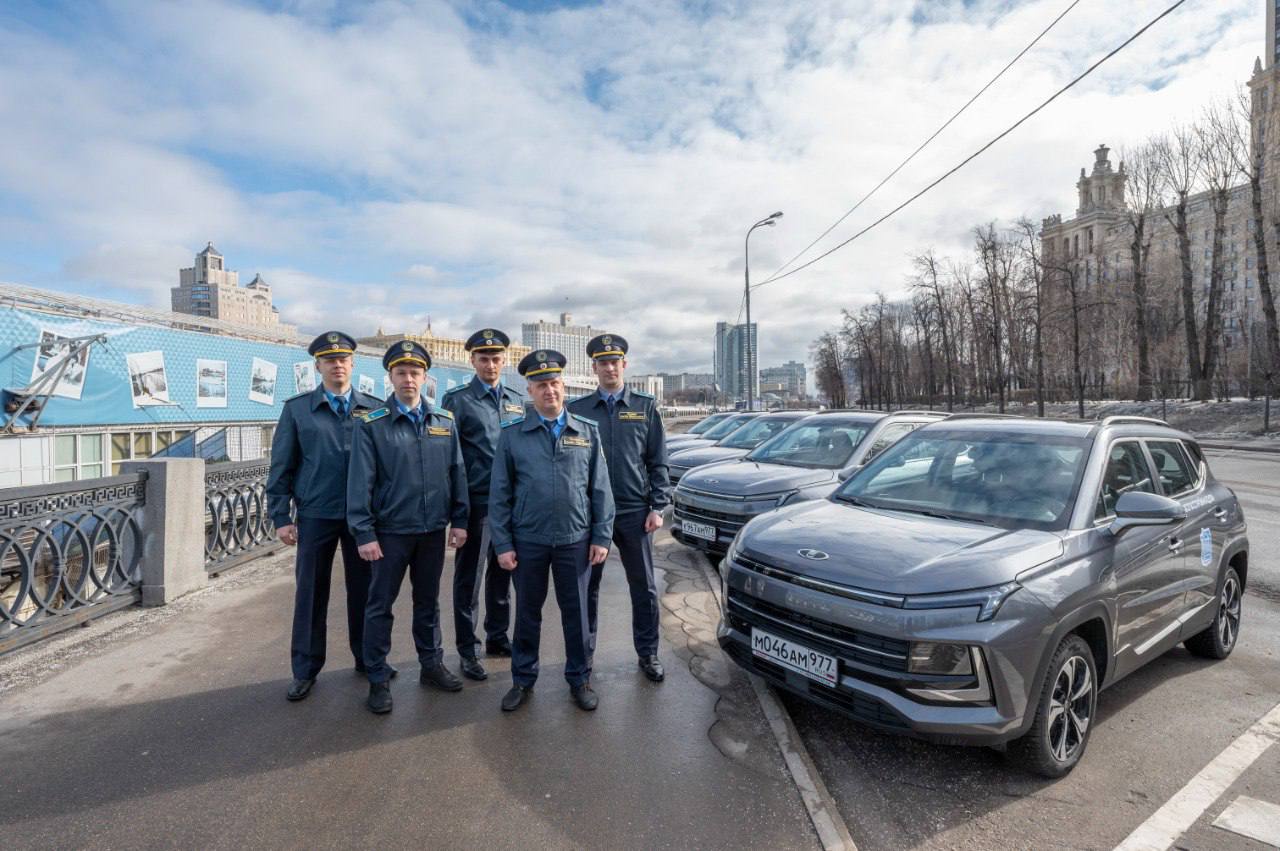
[745,211,782,411]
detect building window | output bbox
[54,433,105,481]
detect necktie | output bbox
[492,386,501,405]
[606,395,616,416]
[409,408,422,431]
[334,396,348,417]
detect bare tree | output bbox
[911,250,956,410]
[1120,140,1165,400]
[1236,83,1280,423]
[810,332,847,407]
[1014,217,1049,416]
[1156,126,1206,400]
[1197,102,1243,401]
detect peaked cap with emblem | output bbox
[464,328,511,353]
[586,333,627,361]
[517,349,566,381]
[382,339,432,371]
[308,330,357,359]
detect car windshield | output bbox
[688,413,732,435]
[834,429,1091,531]
[701,413,758,440]
[746,420,872,468]
[718,416,801,449]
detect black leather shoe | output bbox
[420,663,464,692]
[367,682,392,714]
[501,684,532,712]
[355,662,399,679]
[286,678,315,701]
[570,682,599,711]
[459,656,488,681]
[639,655,665,682]
[485,639,513,657]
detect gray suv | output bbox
[668,411,807,486]
[718,416,1248,776]
[673,410,945,556]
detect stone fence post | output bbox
[121,458,207,606]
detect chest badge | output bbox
[427,426,451,437]
[504,403,523,414]
[562,435,592,448]
[618,411,645,421]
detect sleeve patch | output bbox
[359,407,390,423]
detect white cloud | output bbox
[0,0,1263,375]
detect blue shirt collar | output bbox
[323,386,353,406]
[394,397,426,419]
[537,409,567,428]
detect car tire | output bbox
[1009,634,1098,778]
[1184,567,1242,660]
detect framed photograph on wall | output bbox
[196,359,228,408]
[249,357,278,405]
[126,351,170,408]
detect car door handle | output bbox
[1167,537,1183,552]
[1213,507,1227,520]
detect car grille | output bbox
[674,504,751,529]
[722,642,908,730]
[726,587,909,672]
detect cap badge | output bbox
[327,332,339,343]
[402,341,413,351]
[536,351,547,361]
[482,329,495,338]
[602,335,612,345]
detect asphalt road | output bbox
[781,447,1280,851]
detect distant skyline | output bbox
[0,0,1261,375]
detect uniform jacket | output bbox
[441,375,527,499]
[487,411,615,553]
[346,396,469,545]
[266,386,385,528]
[568,388,670,515]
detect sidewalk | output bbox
[0,532,816,849]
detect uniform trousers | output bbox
[510,537,593,688]
[362,530,447,684]
[290,516,371,681]
[585,508,660,661]
[451,501,512,656]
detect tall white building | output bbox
[522,313,610,380]
[172,243,294,332]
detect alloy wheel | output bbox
[1217,574,1242,651]
[1046,655,1093,763]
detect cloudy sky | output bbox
[0,0,1262,375]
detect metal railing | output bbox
[204,459,280,573]
[0,473,147,652]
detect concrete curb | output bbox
[696,555,858,851]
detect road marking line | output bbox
[696,555,857,851]
[1114,700,1280,851]
[1212,795,1280,846]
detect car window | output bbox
[702,414,757,440]
[719,416,799,449]
[837,430,1090,531]
[1183,441,1207,484]
[1094,441,1155,520]
[688,413,731,435]
[1147,440,1197,496]
[861,423,917,464]
[746,421,872,468]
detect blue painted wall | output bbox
[0,306,490,427]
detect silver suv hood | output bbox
[678,460,834,497]
[739,500,1063,595]
[669,445,751,468]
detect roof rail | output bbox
[1098,415,1170,428]
[891,409,949,417]
[938,413,1026,420]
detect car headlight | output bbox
[908,642,973,675]
[902,581,1021,622]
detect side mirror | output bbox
[1109,491,1187,536]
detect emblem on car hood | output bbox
[797,549,829,561]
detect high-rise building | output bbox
[172,243,294,332]
[521,313,609,379]
[713,321,757,403]
[760,361,807,399]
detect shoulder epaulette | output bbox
[442,385,464,396]
[569,412,598,427]
[285,390,310,403]
[359,407,390,423]
[502,417,524,428]
[434,408,454,419]
[631,390,655,400]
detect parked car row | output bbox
[665,411,1250,777]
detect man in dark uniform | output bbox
[568,334,671,683]
[268,331,386,702]
[347,340,470,715]
[489,350,615,713]
[441,328,526,682]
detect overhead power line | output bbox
[754,0,1188,291]
[764,0,1082,283]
